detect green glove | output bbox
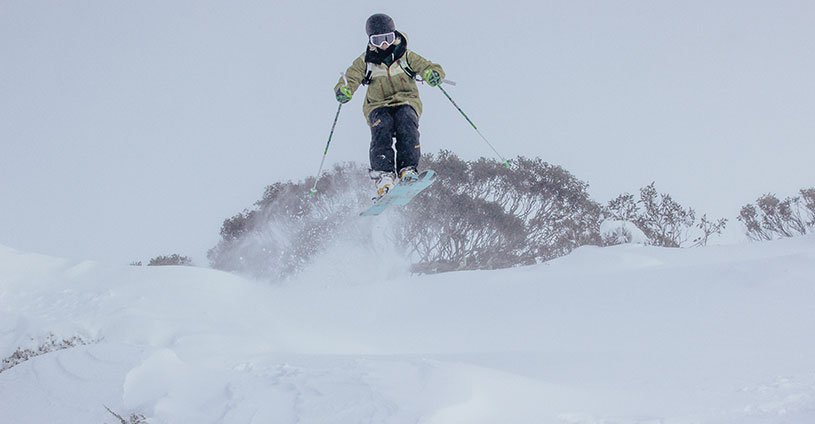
[423,69,442,87]
[335,86,352,103]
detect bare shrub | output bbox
[209,152,603,277]
[105,406,148,424]
[408,152,602,271]
[738,188,815,241]
[147,254,192,266]
[207,162,371,279]
[606,183,726,247]
[692,214,729,247]
[1,334,93,373]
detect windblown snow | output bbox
[1,236,814,423]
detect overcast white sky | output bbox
[1,0,813,265]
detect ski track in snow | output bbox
[1,238,815,423]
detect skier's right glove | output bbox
[336,86,352,104]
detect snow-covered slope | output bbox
[1,237,814,423]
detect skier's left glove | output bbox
[423,69,442,87]
[336,86,353,104]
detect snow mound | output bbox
[1,237,815,423]
[600,219,649,245]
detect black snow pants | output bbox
[368,105,420,173]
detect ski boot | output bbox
[398,166,420,183]
[371,170,397,199]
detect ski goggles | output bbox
[369,32,396,47]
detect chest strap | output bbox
[361,62,374,85]
[361,54,419,86]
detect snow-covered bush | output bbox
[600,219,648,246]
[738,188,815,241]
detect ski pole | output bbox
[437,84,510,169]
[309,102,343,196]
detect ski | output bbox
[360,170,437,216]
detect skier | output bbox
[334,13,445,198]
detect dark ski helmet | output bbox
[366,13,395,36]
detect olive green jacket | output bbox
[335,36,445,124]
